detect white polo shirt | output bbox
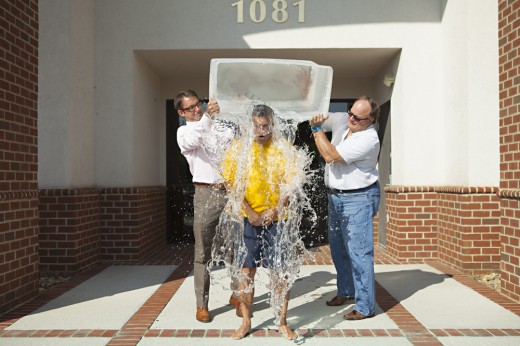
[322,112,380,190]
[176,114,234,184]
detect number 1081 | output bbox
[231,0,305,24]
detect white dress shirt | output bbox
[322,112,380,190]
[177,114,235,184]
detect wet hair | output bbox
[251,104,274,122]
[358,95,380,124]
[174,90,199,111]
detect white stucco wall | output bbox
[39,0,68,187]
[39,0,94,188]
[38,0,499,188]
[440,0,499,186]
[133,54,161,185]
[467,0,500,186]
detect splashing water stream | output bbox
[203,103,319,326]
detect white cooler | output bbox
[209,58,333,121]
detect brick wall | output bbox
[37,187,167,272]
[437,187,501,274]
[39,189,100,275]
[373,214,379,245]
[0,0,39,314]
[0,192,39,314]
[384,187,437,262]
[384,186,501,275]
[499,0,520,191]
[100,187,166,262]
[498,0,520,303]
[499,191,520,302]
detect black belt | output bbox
[328,181,377,195]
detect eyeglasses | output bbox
[347,110,371,122]
[181,101,203,113]
[254,124,272,132]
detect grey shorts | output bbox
[242,218,283,268]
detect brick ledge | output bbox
[498,189,520,199]
[384,185,498,194]
[0,191,39,201]
[100,186,167,194]
[39,188,99,196]
[38,186,167,197]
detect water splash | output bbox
[202,103,319,325]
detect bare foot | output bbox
[279,325,297,340]
[231,323,251,340]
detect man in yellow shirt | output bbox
[222,105,297,340]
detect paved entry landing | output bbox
[0,244,519,346]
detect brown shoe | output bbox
[196,307,212,323]
[229,294,242,317]
[344,310,374,320]
[326,295,354,306]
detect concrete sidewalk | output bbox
[1,244,519,345]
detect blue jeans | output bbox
[327,182,380,316]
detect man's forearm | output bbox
[312,131,342,163]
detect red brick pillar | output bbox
[0,0,39,314]
[0,193,39,314]
[498,0,520,303]
[373,214,380,246]
[499,191,520,301]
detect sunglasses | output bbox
[348,110,371,122]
